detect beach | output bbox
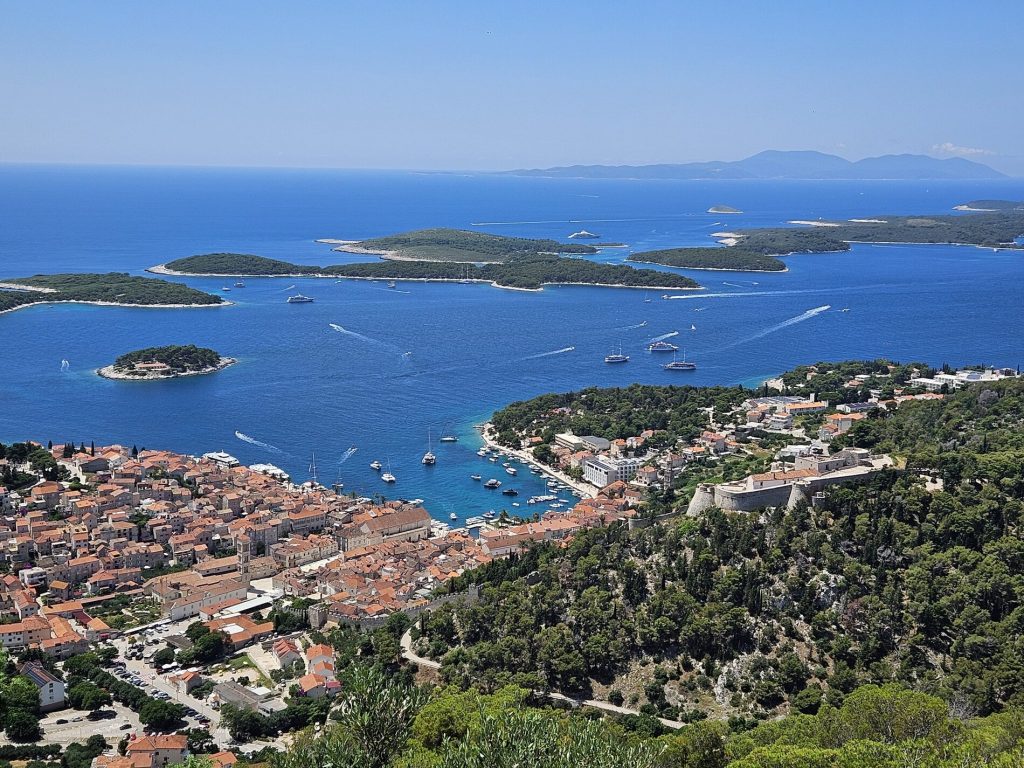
[97,357,237,381]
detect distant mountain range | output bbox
[503,150,1007,180]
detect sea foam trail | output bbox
[281,284,296,291]
[329,323,402,353]
[235,431,284,453]
[521,346,575,360]
[717,305,831,351]
[338,446,358,465]
[647,331,679,343]
[616,320,648,330]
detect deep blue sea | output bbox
[2,165,1023,520]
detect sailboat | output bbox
[439,422,458,442]
[604,344,630,364]
[664,350,697,371]
[643,292,652,303]
[422,431,436,465]
[690,324,697,331]
[459,265,473,284]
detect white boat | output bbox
[287,294,314,303]
[664,351,697,371]
[477,448,488,456]
[381,472,396,483]
[506,467,517,476]
[370,460,382,471]
[387,281,397,289]
[449,512,458,520]
[422,431,436,465]
[470,474,482,481]
[235,281,246,288]
[568,230,599,239]
[484,478,502,489]
[221,287,231,292]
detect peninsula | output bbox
[155,244,703,292]
[628,207,1024,271]
[97,344,235,380]
[0,273,224,315]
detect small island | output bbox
[628,246,787,272]
[0,273,224,315]
[98,345,235,380]
[333,228,600,263]
[708,204,743,214]
[954,199,1024,212]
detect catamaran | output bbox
[422,431,436,465]
[381,460,397,483]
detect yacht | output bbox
[482,510,495,519]
[664,352,697,371]
[484,478,502,489]
[370,460,383,471]
[505,467,517,476]
[449,512,458,520]
[501,488,518,496]
[287,294,314,303]
[221,286,231,292]
[440,434,458,443]
[476,448,488,456]
[647,340,679,353]
[470,474,482,481]
[381,471,396,483]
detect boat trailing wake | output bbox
[60,359,70,371]
[716,305,831,351]
[281,284,296,291]
[329,323,402,353]
[522,346,575,360]
[647,331,679,343]
[338,446,358,465]
[235,431,283,453]
[722,282,744,288]
[616,320,648,330]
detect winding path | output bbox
[400,629,683,730]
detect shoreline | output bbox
[97,357,237,381]
[0,298,230,317]
[627,259,788,274]
[148,264,703,292]
[478,423,597,500]
[843,239,1024,250]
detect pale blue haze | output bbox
[2,1,1023,173]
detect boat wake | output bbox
[329,323,402,353]
[281,284,296,291]
[717,305,831,351]
[722,281,744,288]
[616,320,648,330]
[647,330,679,343]
[235,431,283,453]
[60,359,70,371]
[338,446,358,465]
[522,346,575,360]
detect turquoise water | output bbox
[2,166,1023,520]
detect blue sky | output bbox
[2,1,1022,172]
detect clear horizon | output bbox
[3,1,1023,174]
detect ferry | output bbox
[370,460,382,471]
[470,474,482,481]
[501,488,518,496]
[287,294,314,303]
[484,478,502,489]
[647,340,679,352]
[506,467,517,476]
[604,352,630,364]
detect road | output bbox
[400,629,682,729]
